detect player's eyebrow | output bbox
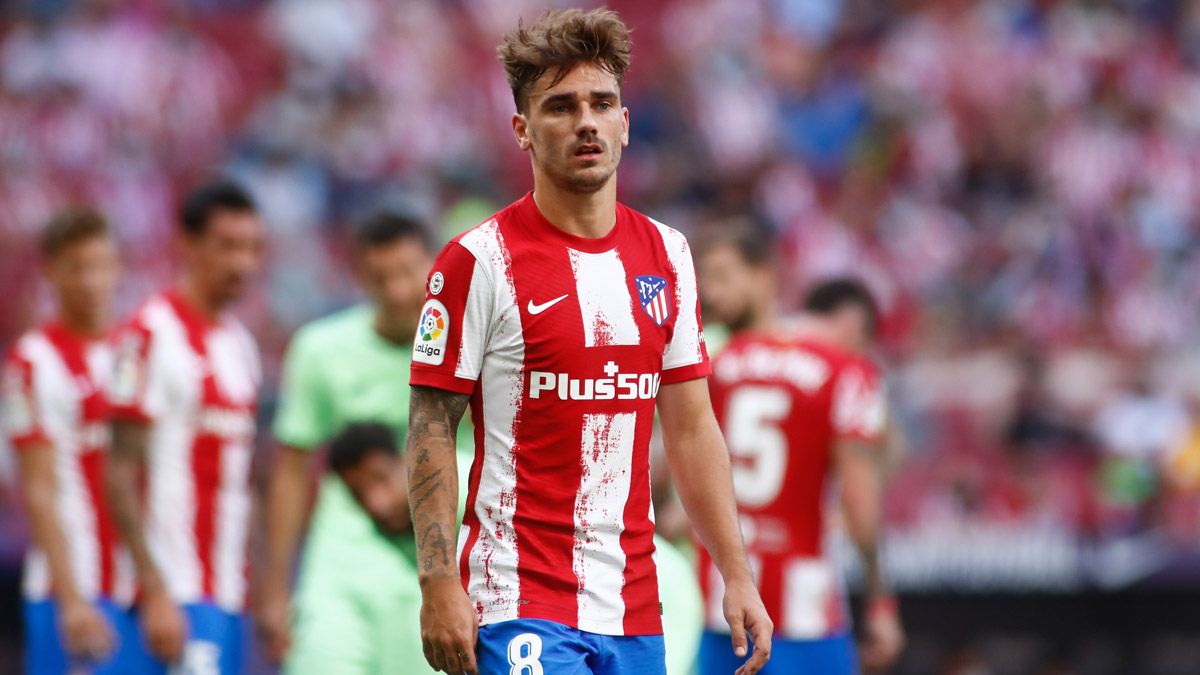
[539,90,619,109]
[540,93,577,109]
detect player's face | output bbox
[513,62,630,194]
[183,209,265,308]
[338,451,410,535]
[46,236,120,327]
[359,238,432,328]
[698,243,769,331]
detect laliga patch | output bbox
[413,299,449,365]
[109,332,145,406]
[1,369,34,435]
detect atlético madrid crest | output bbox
[635,275,672,326]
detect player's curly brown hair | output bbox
[41,207,109,259]
[497,8,632,114]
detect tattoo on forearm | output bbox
[107,422,159,583]
[409,468,444,509]
[419,523,455,572]
[406,386,469,579]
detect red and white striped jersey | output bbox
[2,324,134,605]
[698,333,886,640]
[410,192,709,636]
[108,291,260,613]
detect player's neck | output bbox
[56,304,106,339]
[746,306,780,334]
[177,275,224,321]
[531,177,617,239]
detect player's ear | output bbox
[513,113,531,151]
[621,106,630,147]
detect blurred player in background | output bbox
[695,223,904,674]
[406,9,770,675]
[259,212,437,674]
[2,209,137,674]
[106,180,265,674]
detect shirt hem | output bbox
[410,370,477,395]
[660,361,711,385]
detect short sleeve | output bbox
[832,359,887,443]
[409,242,493,395]
[2,350,49,450]
[661,233,711,384]
[108,322,168,423]
[273,329,334,451]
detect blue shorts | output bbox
[477,619,666,675]
[698,630,858,675]
[24,598,142,675]
[134,602,246,675]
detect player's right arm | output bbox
[407,385,474,675]
[106,325,187,662]
[258,445,314,662]
[258,327,331,664]
[407,241,492,675]
[832,361,904,670]
[3,352,113,661]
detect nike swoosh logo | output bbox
[527,294,569,315]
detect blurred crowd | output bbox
[2,0,1200,592]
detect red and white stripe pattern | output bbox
[109,292,259,612]
[412,193,710,636]
[2,325,134,605]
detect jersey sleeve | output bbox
[108,320,169,423]
[661,233,711,384]
[2,349,50,450]
[831,358,887,443]
[409,241,494,395]
[272,328,334,451]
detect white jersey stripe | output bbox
[568,249,641,347]
[782,559,836,638]
[652,221,705,370]
[460,221,525,624]
[573,412,636,633]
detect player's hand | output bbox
[419,576,478,675]
[860,596,904,672]
[255,583,292,664]
[723,577,773,675]
[139,586,188,663]
[59,596,115,662]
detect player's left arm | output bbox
[833,362,904,670]
[658,378,772,675]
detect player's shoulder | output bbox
[3,327,51,368]
[436,201,528,279]
[620,203,690,253]
[797,338,880,379]
[118,292,175,336]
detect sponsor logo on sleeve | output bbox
[1,368,34,434]
[413,299,449,366]
[109,332,145,405]
[429,271,444,296]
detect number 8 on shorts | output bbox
[508,632,544,675]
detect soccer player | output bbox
[106,180,265,674]
[259,212,438,675]
[2,208,137,674]
[694,223,905,674]
[405,9,771,675]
